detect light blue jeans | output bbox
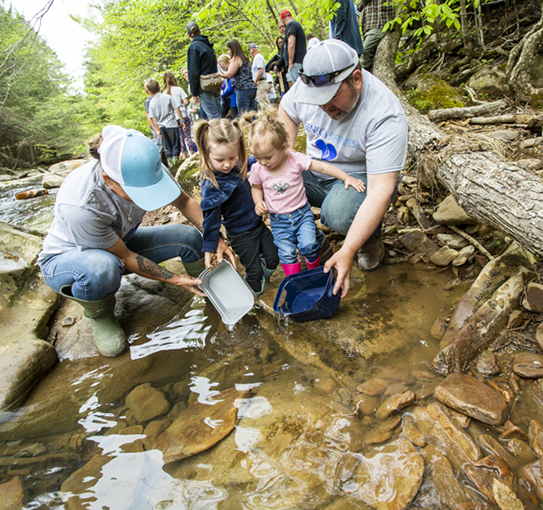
[199,89,222,120]
[39,224,203,301]
[270,202,320,265]
[287,63,303,83]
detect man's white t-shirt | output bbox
[280,70,408,179]
[251,53,267,82]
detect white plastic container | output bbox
[198,260,255,325]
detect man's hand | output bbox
[323,246,355,298]
[254,201,269,216]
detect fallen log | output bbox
[373,31,543,258]
[427,100,508,122]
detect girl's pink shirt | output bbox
[249,150,312,214]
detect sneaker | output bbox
[357,233,385,271]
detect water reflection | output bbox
[4,263,543,509]
[130,305,211,360]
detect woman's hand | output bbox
[344,175,365,193]
[170,274,206,297]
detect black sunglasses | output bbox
[299,64,355,87]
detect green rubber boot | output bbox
[260,255,275,281]
[183,258,206,278]
[59,286,128,357]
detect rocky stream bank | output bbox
[0,147,543,508]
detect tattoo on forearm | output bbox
[135,255,175,280]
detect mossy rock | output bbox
[407,74,464,114]
[294,125,307,154]
[529,90,543,111]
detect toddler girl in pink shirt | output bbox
[246,110,364,276]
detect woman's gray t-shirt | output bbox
[38,160,147,264]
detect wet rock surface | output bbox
[512,352,543,378]
[434,373,510,426]
[3,159,543,508]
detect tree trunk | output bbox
[506,1,543,101]
[373,29,543,258]
[459,0,473,56]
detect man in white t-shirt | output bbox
[267,73,277,104]
[249,43,271,110]
[278,39,407,295]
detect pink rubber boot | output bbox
[282,260,302,276]
[305,256,320,269]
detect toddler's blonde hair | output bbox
[239,108,290,154]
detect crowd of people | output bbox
[39,1,405,358]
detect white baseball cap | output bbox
[297,39,359,105]
[98,125,181,211]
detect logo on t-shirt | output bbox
[315,140,337,161]
[272,181,290,193]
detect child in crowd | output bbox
[162,71,196,160]
[245,110,365,275]
[193,119,279,294]
[145,77,183,165]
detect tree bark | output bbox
[427,100,507,122]
[373,30,543,259]
[506,1,543,100]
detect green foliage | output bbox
[384,0,494,50]
[78,0,337,135]
[0,1,84,167]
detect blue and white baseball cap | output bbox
[99,125,181,211]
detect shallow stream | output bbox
[1,177,542,509]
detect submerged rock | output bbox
[466,455,516,505]
[512,352,543,379]
[433,373,509,426]
[418,444,466,509]
[402,403,482,469]
[154,386,249,464]
[125,383,170,423]
[350,439,424,510]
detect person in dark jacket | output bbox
[186,21,221,119]
[330,0,364,56]
[266,33,290,97]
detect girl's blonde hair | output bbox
[193,119,247,188]
[240,108,290,154]
[217,54,230,64]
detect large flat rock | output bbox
[0,223,58,412]
[434,373,509,426]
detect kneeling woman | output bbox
[38,125,234,357]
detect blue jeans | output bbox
[270,203,320,265]
[199,89,221,120]
[39,224,203,301]
[287,63,303,83]
[302,171,397,241]
[235,88,257,114]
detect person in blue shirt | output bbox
[193,119,279,294]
